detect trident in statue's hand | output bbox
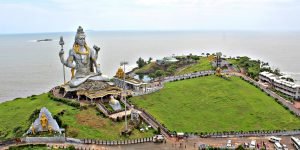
[59,36,66,84]
[59,36,65,56]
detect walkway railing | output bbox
[80,137,154,145]
[162,70,215,83]
[132,86,164,96]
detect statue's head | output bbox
[75,26,86,46]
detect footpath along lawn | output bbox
[130,76,300,132]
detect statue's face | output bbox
[76,34,86,46]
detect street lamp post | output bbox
[120,61,128,131]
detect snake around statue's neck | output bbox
[73,43,90,55]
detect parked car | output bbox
[282,144,288,150]
[199,144,209,150]
[269,136,282,143]
[226,140,232,148]
[249,140,256,149]
[274,142,283,150]
[244,142,249,148]
[153,134,164,143]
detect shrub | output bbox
[66,145,76,150]
[13,126,23,137]
[48,93,80,108]
[28,108,40,123]
[53,115,62,127]
[68,128,79,137]
[80,105,88,110]
[116,117,120,122]
[61,123,68,129]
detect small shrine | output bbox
[113,67,147,92]
[25,107,62,135]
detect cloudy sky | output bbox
[1,0,300,33]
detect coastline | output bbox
[1,31,300,102]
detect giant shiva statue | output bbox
[59,26,109,87]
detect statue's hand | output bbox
[93,45,100,52]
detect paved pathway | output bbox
[109,109,132,119]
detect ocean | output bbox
[0,31,299,102]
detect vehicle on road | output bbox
[269,136,282,143]
[282,144,288,150]
[226,140,232,148]
[274,142,283,150]
[291,136,300,150]
[249,140,256,149]
[153,134,164,143]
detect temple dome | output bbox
[115,67,125,78]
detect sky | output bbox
[1,0,300,34]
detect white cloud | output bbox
[0,0,300,33]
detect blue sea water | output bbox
[0,31,299,102]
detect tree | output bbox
[273,68,281,76]
[157,127,161,134]
[155,70,165,77]
[206,53,210,57]
[166,65,177,75]
[286,77,294,82]
[148,73,156,79]
[138,74,144,81]
[191,55,200,60]
[136,57,147,68]
[147,57,153,64]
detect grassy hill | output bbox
[0,94,153,141]
[130,76,300,132]
[134,56,213,77]
[175,57,213,75]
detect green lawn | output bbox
[130,76,300,132]
[134,62,161,74]
[0,94,153,141]
[176,57,213,75]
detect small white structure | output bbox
[109,96,122,111]
[156,56,178,65]
[259,71,300,99]
[177,132,185,138]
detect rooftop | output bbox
[260,71,300,88]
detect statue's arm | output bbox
[59,49,76,68]
[91,46,101,74]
